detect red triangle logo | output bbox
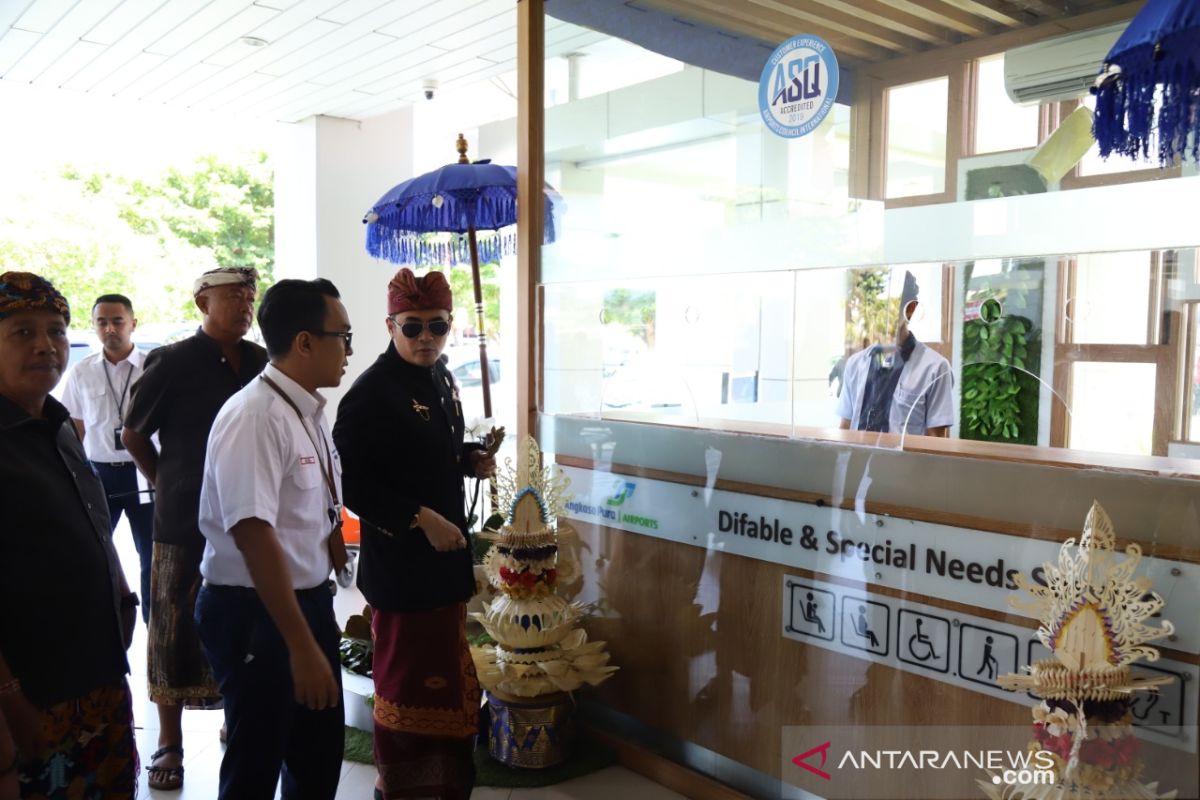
[792,741,832,780]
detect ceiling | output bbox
[0,0,1136,124]
[0,0,605,123]
[634,0,1130,67]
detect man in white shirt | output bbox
[838,272,954,437]
[60,294,153,621]
[195,278,353,800]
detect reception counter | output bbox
[542,414,1200,799]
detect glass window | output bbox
[1067,361,1157,455]
[885,77,948,199]
[1069,252,1151,345]
[973,54,1039,154]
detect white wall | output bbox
[277,109,416,416]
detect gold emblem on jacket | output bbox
[412,398,430,421]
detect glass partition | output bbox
[545,253,1200,466]
[529,14,1200,800]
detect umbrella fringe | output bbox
[1093,38,1200,167]
[366,228,524,268]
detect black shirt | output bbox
[333,345,482,612]
[0,394,128,708]
[124,329,268,547]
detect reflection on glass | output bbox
[886,77,948,198]
[1068,362,1156,455]
[1070,252,1151,345]
[543,28,684,107]
[835,266,953,437]
[973,54,1039,154]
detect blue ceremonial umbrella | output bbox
[1092,0,1200,166]
[363,134,561,417]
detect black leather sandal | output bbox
[147,744,184,791]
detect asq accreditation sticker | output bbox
[759,34,839,139]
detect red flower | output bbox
[520,571,537,587]
[545,569,558,584]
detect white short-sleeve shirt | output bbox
[836,337,955,436]
[60,347,147,463]
[199,363,339,590]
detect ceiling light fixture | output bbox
[240,36,269,48]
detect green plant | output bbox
[959,261,1045,445]
[339,637,372,677]
[846,267,899,351]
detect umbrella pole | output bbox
[467,225,492,419]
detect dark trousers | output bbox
[195,583,345,800]
[93,461,154,622]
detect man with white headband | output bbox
[122,266,268,791]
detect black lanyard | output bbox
[259,375,349,574]
[259,375,338,510]
[102,357,134,419]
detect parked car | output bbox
[442,345,503,424]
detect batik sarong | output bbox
[147,541,221,707]
[372,603,480,800]
[17,680,137,800]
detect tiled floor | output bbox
[112,523,682,799]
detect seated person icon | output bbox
[802,592,826,634]
[852,605,880,648]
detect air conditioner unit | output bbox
[1004,22,1125,105]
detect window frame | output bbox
[1051,251,1183,456]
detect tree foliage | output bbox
[845,267,899,351]
[0,151,274,327]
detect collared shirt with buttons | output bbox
[0,394,128,708]
[60,346,147,463]
[124,329,268,547]
[199,364,337,590]
[837,334,955,436]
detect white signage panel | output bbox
[559,465,1200,654]
[781,575,1198,753]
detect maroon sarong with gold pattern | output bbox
[371,603,480,800]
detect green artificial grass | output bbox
[342,727,616,788]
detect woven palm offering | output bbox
[981,502,1176,800]
[470,435,616,767]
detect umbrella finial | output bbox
[456,133,469,164]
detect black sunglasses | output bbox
[313,330,353,348]
[392,317,451,339]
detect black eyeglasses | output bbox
[313,330,353,348]
[392,317,451,339]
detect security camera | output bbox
[422,79,438,100]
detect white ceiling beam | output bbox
[32,39,105,86]
[121,4,278,97]
[185,67,276,109]
[146,0,260,55]
[85,49,166,94]
[245,0,350,42]
[316,0,402,25]
[0,1,38,35]
[4,0,120,82]
[0,29,41,74]
[63,0,208,90]
[235,40,441,114]
[82,0,168,46]
[13,0,80,35]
